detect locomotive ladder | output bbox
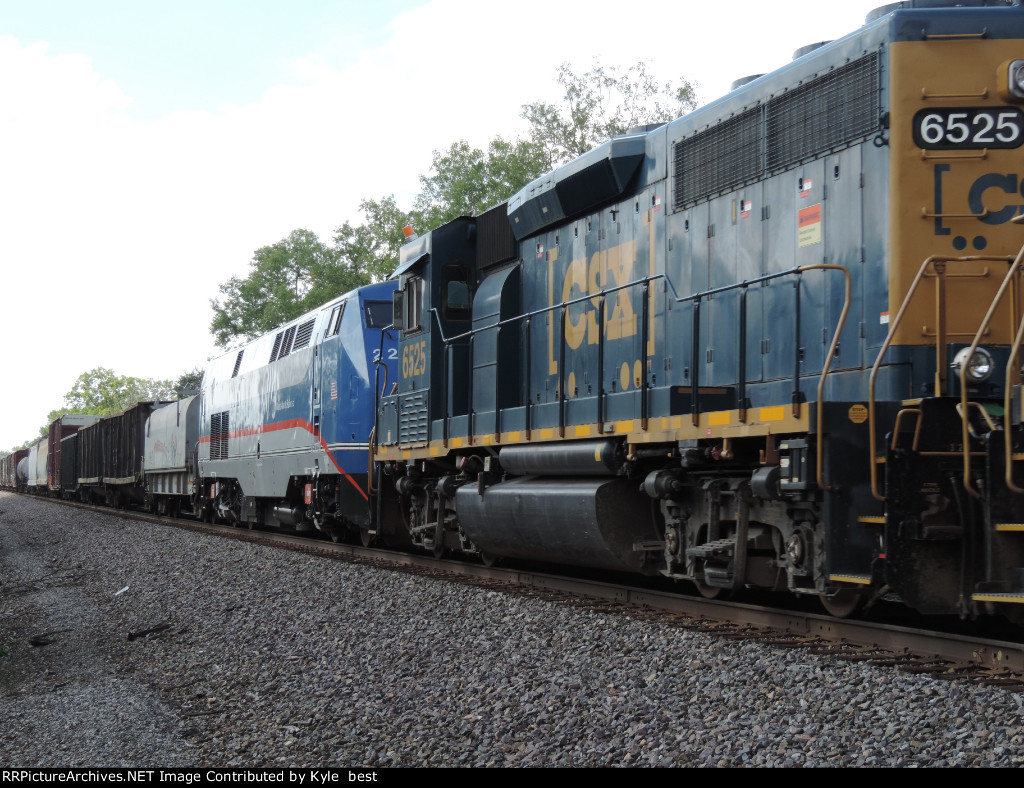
[867,246,1024,502]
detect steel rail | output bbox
[31,494,1024,680]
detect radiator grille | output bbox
[292,319,316,351]
[477,202,517,268]
[673,51,880,210]
[210,411,229,460]
[276,325,297,360]
[674,107,762,208]
[398,392,428,444]
[767,54,880,171]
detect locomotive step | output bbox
[972,592,1024,604]
[686,538,737,559]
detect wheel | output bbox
[693,579,731,600]
[820,588,865,618]
[359,527,374,547]
[431,523,447,558]
[479,550,501,567]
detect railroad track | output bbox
[46,495,1024,692]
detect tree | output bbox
[521,61,698,166]
[209,60,698,348]
[173,367,204,395]
[209,229,367,348]
[42,368,176,433]
[413,136,548,230]
[333,196,413,286]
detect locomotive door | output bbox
[824,148,864,371]
[316,301,346,460]
[707,186,764,388]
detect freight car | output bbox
[374,0,1024,621]
[0,449,27,491]
[26,436,47,494]
[143,395,199,517]
[74,400,174,508]
[47,414,101,493]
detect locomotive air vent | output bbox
[292,319,316,351]
[792,41,832,60]
[730,74,765,91]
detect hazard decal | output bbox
[798,203,822,248]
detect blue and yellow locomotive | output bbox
[375,0,1024,620]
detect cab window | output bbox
[442,265,471,322]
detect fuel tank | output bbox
[455,475,661,575]
[498,440,623,476]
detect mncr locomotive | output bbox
[374,0,1024,621]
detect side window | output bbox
[402,276,425,334]
[442,265,471,322]
[326,303,345,338]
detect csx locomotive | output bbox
[374,0,1024,621]
[6,0,1024,622]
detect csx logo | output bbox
[934,166,1024,252]
[559,239,639,349]
[968,172,1024,225]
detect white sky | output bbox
[0,0,885,450]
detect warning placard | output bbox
[849,404,868,424]
[798,204,822,248]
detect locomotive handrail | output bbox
[1005,297,1024,494]
[427,266,807,346]
[799,264,852,492]
[999,227,1024,491]
[867,254,1018,502]
[425,263,847,466]
[959,244,1024,499]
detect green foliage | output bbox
[173,367,204,395]
[413,137,548,230]
[210,229,369,348]
[333,197,413,285]
[209,60,696,349]
[44,368,175,427]
[521,61,698,166]
[14,366,196,448]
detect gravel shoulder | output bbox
[2,491,1024,767]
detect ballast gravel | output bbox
[3,492,1024,768]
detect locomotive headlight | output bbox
[952,347,994,383]
[999,59,1024,101]
[1012,61,1024,97]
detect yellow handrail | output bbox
[868,254,1016,502]
[799,264,851,492]
[1005,272,1024,494]
[959,244,1024,498]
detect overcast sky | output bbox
[1,0,885,450]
